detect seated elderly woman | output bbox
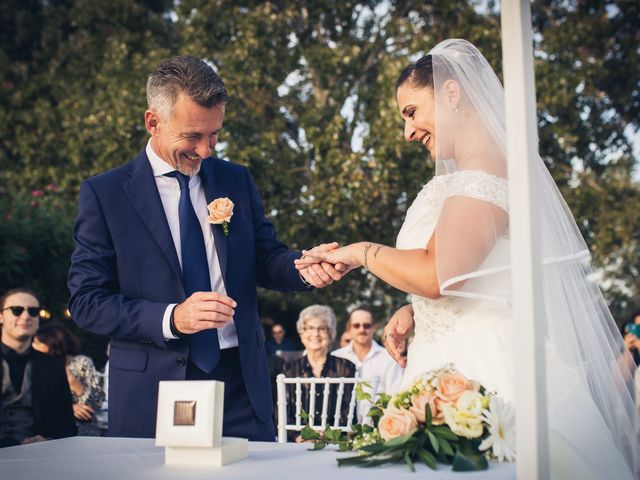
[282,305,356,441]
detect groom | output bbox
[68,56,343,441]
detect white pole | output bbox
[500,1,550,479]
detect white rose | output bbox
[442,400,483,439]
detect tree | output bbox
[1,0,638,333]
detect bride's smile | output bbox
[396,83,437,157]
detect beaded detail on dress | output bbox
[411,295,463,344]
[415,170,509,212]
[407,170,508,344]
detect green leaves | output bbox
[451,448,489,472]
[451,439,489,472]
[300,424,321,442]
[355,382,372,402]
[383,433,414,448]
[430,426,459,441]
[302,422,351,451]
[416,449,437,469]
[426,430,440,454]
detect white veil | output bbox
[428,39,639,475]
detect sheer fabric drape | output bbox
[429,39,639,476]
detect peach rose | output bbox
[435,372,473,405]
[409,390,441,425]
[207,197,234,224]
[467,379,482,393]
[378,408,418,441]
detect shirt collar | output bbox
[146,139,202,189]
[344,340,384,360]
[1,343,33,360]
[146,139,175,177]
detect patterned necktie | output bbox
[165,171,220,373]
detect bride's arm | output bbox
[296,198,507,299]
[356,238,439,298]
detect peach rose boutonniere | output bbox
[207,197,234,236]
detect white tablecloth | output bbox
[0,437,516,480]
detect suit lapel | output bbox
[200,160,228,286]
[121,153,183,283]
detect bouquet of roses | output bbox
[301,364,515,472]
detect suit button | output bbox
[176,356,186,366]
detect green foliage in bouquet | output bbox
[301,365,515,472]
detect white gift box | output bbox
[155,380,248,466]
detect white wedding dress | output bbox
[396,170,633,479]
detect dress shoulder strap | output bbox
[445,170,509,212]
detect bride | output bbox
[296,39,639,478]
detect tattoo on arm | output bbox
[373,245,383,259]
[363,243,372,270]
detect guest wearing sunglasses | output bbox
[331,308,403,420]
[0,288,76,447]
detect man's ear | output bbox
[443,79,461,110]
[144,110,161,136]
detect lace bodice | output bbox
[421,170,508,210]
[396,170,509,343]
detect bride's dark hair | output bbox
[396,55,433,90]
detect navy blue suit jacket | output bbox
[68,151,308,438]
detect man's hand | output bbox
[382,304,415,368]
[295,242,361,271]
[73,403,95,421]
[299,262,348,288]
[173,292,237,335]
[296,242,353,288]
[624,333,640,352]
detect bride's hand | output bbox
[294,242,363,270]
[382,304,414,368]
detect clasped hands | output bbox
[295,242,416,368]
[172,242,352,337]
[295,242,358,288]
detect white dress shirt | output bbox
[331,340,403,421]
[331,340,403,394]
[146,140,238,348]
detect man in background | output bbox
[266,323,296,354]
[0,288,76,447]
[332,308,403,420]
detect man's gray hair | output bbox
[147,55,229,118]
[296,305,337,341]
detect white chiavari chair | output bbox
[275,374,380,443]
